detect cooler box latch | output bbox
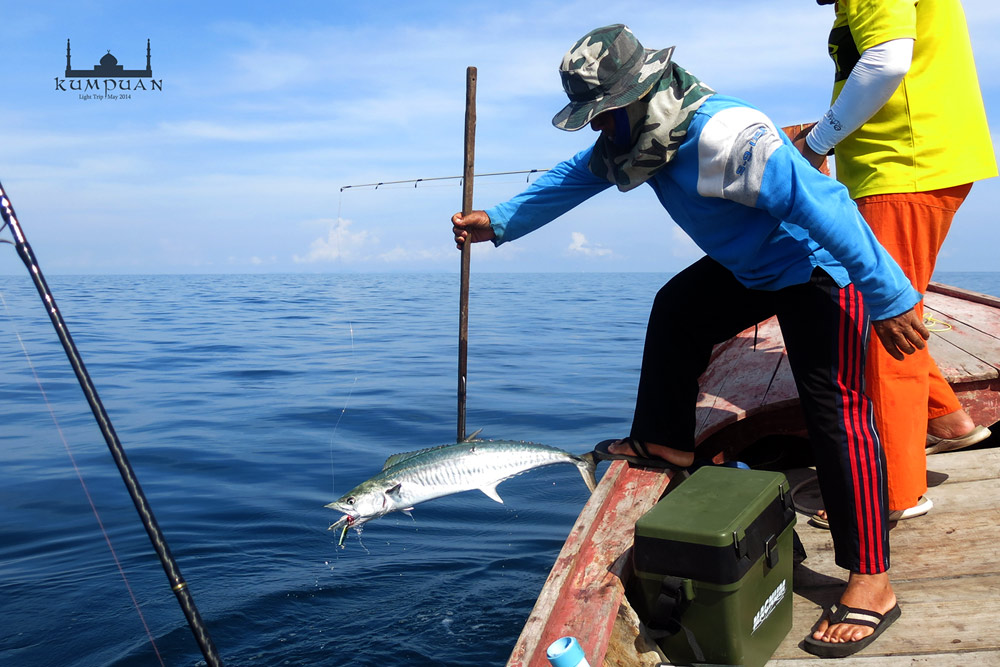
[733,530,749,560]
[765,534,779,568]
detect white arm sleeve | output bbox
[806,37,914,155]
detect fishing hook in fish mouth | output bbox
[330,515,356,547]
[328,514,355,531]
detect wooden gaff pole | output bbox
[458,66,476,442]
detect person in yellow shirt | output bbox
[795,0,997,652]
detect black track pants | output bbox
[630,256,890,573]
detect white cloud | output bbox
[294,218,376,263]
[568,232,612,257]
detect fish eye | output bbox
[346,497,355,505]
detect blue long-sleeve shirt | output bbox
[485,95,920,320]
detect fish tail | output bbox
[574,452,597,493]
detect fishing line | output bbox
[923,312,952,332]
[335,190,344,265]
[329,320,358,498]
[323,321,374,554]
[0,292,166,667]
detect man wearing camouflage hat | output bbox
[453,24,926,657]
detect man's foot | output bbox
[927,409,977,441]
[811,572,897,645]
[606,438,695,468]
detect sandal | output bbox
[803,602,901,658]
[926,424,991,455]
[591,438,686,470]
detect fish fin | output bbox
[401,508,414,517]
[576,452,598,493]
[382,443,461,470]
[481,482,505,504]
[462,428,484,442]
[386,483,402,499]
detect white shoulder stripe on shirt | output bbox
[697,106,783,207]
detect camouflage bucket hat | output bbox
[553,24,675,131]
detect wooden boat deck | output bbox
[507,282,1000,667]
[696,282,1000,462]
[777,446,1000,665]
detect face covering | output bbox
[589,62,715,192]
[611,107,632,148]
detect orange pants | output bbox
[856,184,972,511]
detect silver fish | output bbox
[326,439,597,542]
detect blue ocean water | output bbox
[0,271,996,666]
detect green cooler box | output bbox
[631,466,796,667]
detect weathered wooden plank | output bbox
[696,317,789,440]
[925,297,1000,337]
[953,380,1000,430]
[925,294,1000,368]
[924,292,1000,352]
[693,302,1000,460]
[926,447,1000,484]
[922,285,1000,386]
[928,281,1000,310]
[693,317,812,461]
[762,349,800,407]
[507,461,674,667]
[790,451,1000,581]
[787,448,1000,527]
[693,290,1000,459]
[793,484,1000,585]
[775,447,1000,662]
[772,650,1000,666]
[775,574,1000,660]
[927,330,1000,383]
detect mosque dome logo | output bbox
[56,39,162,97]
[66,39,153,78]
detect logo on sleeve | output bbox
[736,125,771,176]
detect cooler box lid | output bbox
[633,466,794,586]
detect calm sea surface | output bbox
[1,271,997,666]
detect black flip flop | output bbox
[802,602,901,658]
[591,438,685,470]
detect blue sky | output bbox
[1,0,998,274]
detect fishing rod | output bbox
[0,181,224,667]
[457,66,476,443]
[339,168,547,192]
